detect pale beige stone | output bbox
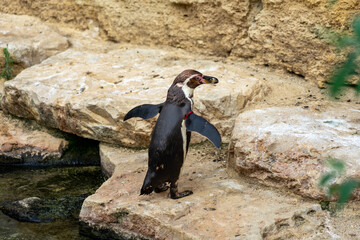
[2,46,269,147]
[79,143,334,239]
[0,110,69,165]
[0,109,100,165]
[228,104,360,199]
[0,13,69,67]
[0,0,358,84]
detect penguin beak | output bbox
[202,75,219,84]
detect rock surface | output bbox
[2,46,269,147]
[79,143,346,240]
[0,1,358,85]
[1,196,85,223]
[0,110,100,165]
[228,104,360,200]
[0,77,4,107]
[0,13,69,67]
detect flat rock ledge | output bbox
[0,13,69,67]
[79,143,339,240]
[0,110,100,166]
[228,104,360,200]
[2,46,269,147]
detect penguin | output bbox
[124,69,221,199]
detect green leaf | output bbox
[328,184,340,196]
[319,172,336,187]
[329,53,357,97]
[1,45,14,80]
[337,179,360,209]
[327,158,345,174]
[353,17,360,41]
[337,35,357,48]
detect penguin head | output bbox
[173,69,219,89]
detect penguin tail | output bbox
[140,170,154,195]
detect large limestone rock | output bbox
[0,13,69,67]
[79,143,338,239]
[0,110,68,165]
[228,104,360,200]
[0,1,358,85]
[0,110,100,165]
[2,46,268,147]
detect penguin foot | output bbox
[170,182,193,199]
[154,183,169,193]
[170,189,193,199]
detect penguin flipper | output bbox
[185,113,221,148]
[124,103,164,121]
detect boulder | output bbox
[0,110,100,166]
[2,46,269,147]
[228,104,360,200]
[0,1,359,85]
[79,143,329,239]
[1,196,85,223]
[0,13,69,67]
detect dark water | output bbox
[0,166,104,240]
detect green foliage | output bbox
[329,16,360,97]
[1,45,14,80]
[319,159,360,210]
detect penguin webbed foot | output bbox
[154,183,169,193]
[170,190,193,199]
[170,183,193,199]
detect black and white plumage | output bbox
[124,69,221,199]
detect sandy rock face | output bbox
[79,143,333,240]
[0,1,358,85]
[228,105,360,199]
[0,13,69,67]
[0,111,68,165]
[0,110,100,165]
[2,46,268,147]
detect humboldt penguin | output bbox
[124,70,221,199]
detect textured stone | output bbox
[261,207,337,240]
[0,1,358,85]
[1,196,86,223]
[2,46,269,147]
[228,104,360,199]
[0,110,68,165]
[0,13,69,67]
[0,77,4,108]
[79,143,325,240]
[0,110,100,166]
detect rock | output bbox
[0,1,358,84]
[0,13,69,67]
[0,110,100,166]
[100,143,147,179]
[228,104,360,200]
[0,77,4,108]
[2,46,269,147]
[79,143,322,239]
[1,195,86,223]
[261,206,338,240]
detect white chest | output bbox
[181,120,187,159]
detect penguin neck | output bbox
[181,78,194,109]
